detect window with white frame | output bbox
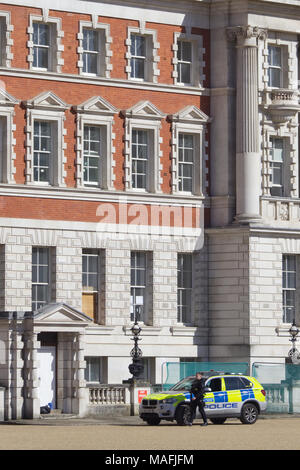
[177,40,192,85]
[268,45,282,88]
[77,20,112,78]
[130,251,149,322]
[82,28,100,75]
[0,117,6,182]
[0,12,13,68]
[84,356,104,383]
[130,34,146,80]
[169,105,210,196]
[131,129,149,189]
[122,101,165,193]
[172,32,204,87]
[282,255,296,324]
[33,22,51,70]
[74,96,117,190]
[23,91,68,187]
[177,253,193,324]
[82,249,100,321]
[126,26,159,83]
[27,14,64,73]
[32,247,52,311]
[0,16,5,66]
[178,133,194,192]
[0,89,18,184]
[138,357,153,382]
[269,136,290,197]
[33,120,53,183]
[83,125,102,186]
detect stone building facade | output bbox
[0,0,299,419]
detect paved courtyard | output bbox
[1,415,300,450]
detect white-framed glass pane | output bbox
[269,45,281,67]
[177,253,192,323]
[282,255,297,323]
[268,45,282,88]
[130,252,147,321]
[83,125,101,185]
[178,133,194,192]
[178,40,192,84]
[82,29,99,74]
[270,137,284,197]
[83,29,98,52]
[82,249,99,292]
[131,129,148,189]
[33,23,50,69]
[33,121,52,183]
[32,247,50,311]
[130,34,146,79]
[84,356,102,383]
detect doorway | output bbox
[37,332,57,409]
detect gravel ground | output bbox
[1,415,300,450]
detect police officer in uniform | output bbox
[188,372,208,426]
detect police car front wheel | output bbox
[240,403,258,424]
[145,416,161,426]
[175,405,192,426]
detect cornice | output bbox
[0,183,206,207]
[0,67,209,97]
[0,0,210,26]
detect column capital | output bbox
[227,25,267,45]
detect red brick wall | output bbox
[0,3,210,225]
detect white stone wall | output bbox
[0,218,208,386]
[249,233,300,364]
[208,229,250,362]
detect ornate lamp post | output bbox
[275,320,300,364]
[128,306,144,380]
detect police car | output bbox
[139,373,267,426]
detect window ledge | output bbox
[122,325,162,336]
[170,326,209,336]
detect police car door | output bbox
[223,376,244,415]
[204,377,226,417]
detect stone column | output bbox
[227,26,267,224]
[23,328,40,419]
[10,321,24,419]
[71,332,87,416]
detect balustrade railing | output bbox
[88,385,128,405]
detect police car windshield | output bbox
[170,377,194,391]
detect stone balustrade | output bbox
[88,385,129,405]
[261,197,300,225]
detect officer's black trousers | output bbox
[190,398,207,424]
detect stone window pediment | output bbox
[33,302,93,326]
[24,90,69,111]
[169,105,210,196]
[74,95,118,116]
[122,100,165,193]
[23,91,68,187]
[74,96,118,190]
[123,100,165,121]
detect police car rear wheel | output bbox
[240,403,258,424]
[210,418,227,424]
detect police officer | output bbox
[188,372,208,426]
